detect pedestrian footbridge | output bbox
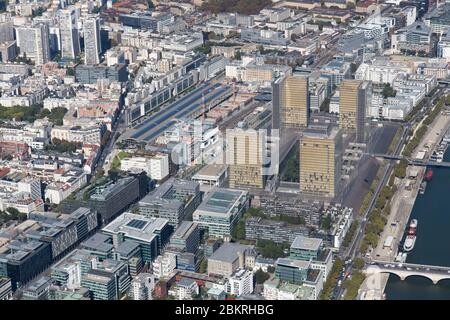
[365,261,450,284]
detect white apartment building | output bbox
[168,278,199,300]
[120,154,169,180]
[130,273,155,300]
[51,126,103,145]
[226,269,254,296]
[152,252,176,279]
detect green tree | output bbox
[353,257,365,271]
[66,67,75,76]
[256,239,287,259]
[231,218,246,240]
[254,269,270,284]
[382,83,396,98]
[198,258,207,274]
[321,214,332,231]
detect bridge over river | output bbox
[365,260,450,284]
[368,153,450,168]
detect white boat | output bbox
[403,235,416,252]
[401,252,408,263]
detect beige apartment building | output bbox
[299,126,342,198]
[339,80,371,143]
[283,75,309,128]
[272,74,309,132]
[226,128,266,189]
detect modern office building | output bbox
[60,7,80,59]
[289,235,332,283]
[167,221,200,254]
[15,24,50,65]
[272,74,309,131]
[275,258,310,285]
[299,126,343,198]
[79,257,131,300]
[226,128,267,189]
[193,188,249,238]
[339,80,371,143]
[88,175,147,224]
[69,207,99,241]
[81,269,118,300]
[50,249,97,289]
[84,15,102,65]
[0,239,52,291]
[165,221,201,272]
[21,276,52,300]
[139,178,202,228]
[24,215,78,261]
[289,236,323,261]
[102,212,172,263]
[75,64,128,84]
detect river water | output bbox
[384,150,450,299]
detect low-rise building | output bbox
[207,242,255,277]
[168,278,199,300]
[193,188,249,238]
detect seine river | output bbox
[384,151,450,299]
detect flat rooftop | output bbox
[102,212,169,244]
[192,164,227,180]
[81,233,114,253]
[276,258,311,270]
[171,221,197,241]
[196,188,247,215]
[291,236,322,252]
[208,242,254,264]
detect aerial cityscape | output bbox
[0,0,450,303]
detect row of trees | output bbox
[403,95,447,157]
[388,126,403,155]
[359,166,383,215]
[320,258,344,300]
[342,221,358,248]
[45,138,82,153]
[282,148,299,183]
[360,171,396,254]
[342,258,366,300]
